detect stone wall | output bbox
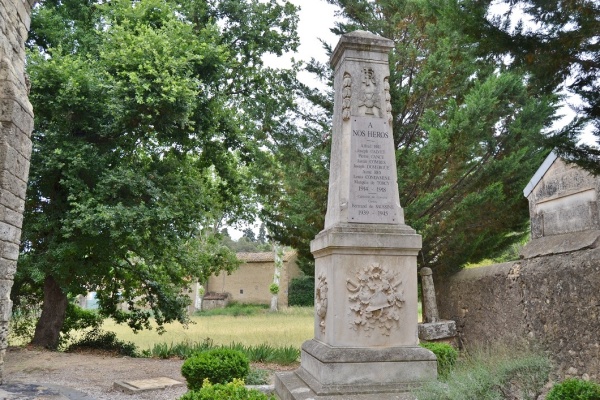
[0,0,36,383]
[437,247,600,381]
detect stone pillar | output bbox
[0,0,36,384]
[275,31,437,400]
[420,267,439,323]
[418,268,457,344]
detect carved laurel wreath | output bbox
[346,263,404,336]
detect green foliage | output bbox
[420,342,458,380]
[546,378,600,400]
[181,349,250,390]
[413,348,551,400]
[8,299,40,346]
[268,283,279,295]
[59,302,102,347]
[261,0,556,277]
[145,338,299,365]
[288,276,314,307]
[196,302,269,317]
[179,379,276,400]
[244,369,270,386]
[19,0,300,346]
[66,328,138,357]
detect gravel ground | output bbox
[2,347,294,400]
[2,347,190,400]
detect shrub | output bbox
[179,379,276,400]
[420,342,458,380]
[59,302,102,347]
[181,348,250,390]
[546,378,600,400]
[288,276,314,307]
[66,328,138,357]
[412,347,551,400]
[245,368,270,385]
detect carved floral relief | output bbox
[315,272,328,334]
[346,263,404,336]
[342,72,352,121]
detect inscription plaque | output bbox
[348,116,398,224]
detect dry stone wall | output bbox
[0,0,36,383]
[437,248,600,381]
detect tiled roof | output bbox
[236,251,296,263]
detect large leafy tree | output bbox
[19,0,298,348]
[261,0,556,276]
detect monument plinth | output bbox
[275,31,437,400]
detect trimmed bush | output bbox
[179,379,276,400]
[288,276,314,307]
[181,348,250,390]
[420,342,458,380]
[546,378,600,400]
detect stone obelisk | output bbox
[275,31,437,400]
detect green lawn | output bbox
[103,306,314,351]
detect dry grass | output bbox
[103,306,314,351]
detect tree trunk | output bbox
[31,275,68,349]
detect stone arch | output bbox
[0,0,38,383]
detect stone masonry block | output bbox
[0,170,27,200]
[0,240,19,261]
[418,320,457,341]
[1,120,33,160]
[0,98,33,133]
[0,299,13,322]
[0,258,17,280]
[0,221,20,243]
[0,185,25,213]
[0,280,13,299]
[0,204,23,228]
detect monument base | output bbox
[275,340,436,400]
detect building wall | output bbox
[437,248,600,381]
[0,0,36,383]
[206,253,302,307]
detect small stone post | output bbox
[420,267,439,323]
[275,30,437,400]
[418,268,457,343]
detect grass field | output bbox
[103,306,314,351]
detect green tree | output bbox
[261,0,555,277]
[20,0,298,349]
[457,0,600,171]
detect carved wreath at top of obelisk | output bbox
[324,30,405,228]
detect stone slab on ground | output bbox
[0,382,94,400]
[113,377,184,394]
[275,371,416,400]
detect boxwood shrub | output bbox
[181,348,250,390]
[546,378,600,400]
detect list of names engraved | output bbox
[348,117,398,224]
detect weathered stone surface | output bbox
[418,320,457,341]
[520,229,600,259]
[437,248,600,381]
[113,377,184,394]
[0,0,37,383]
[525,155,600,240]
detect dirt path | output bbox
[3,347,188,399]
[2,347,295,399]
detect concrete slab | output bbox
[0,382,93,400]
[113,377,184,394]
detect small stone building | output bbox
[203,251,301,308]
[522,151,600,258]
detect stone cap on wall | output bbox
[236,251,296,263]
